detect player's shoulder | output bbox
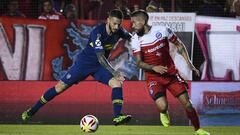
[131,33,138,38]
[130,33,139,41]
[118,27,131,39]
[151,25,175,37]
[91,23,105,34]
[130,33,140,47]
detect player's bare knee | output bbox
[55,81,69,93]
[108,78,122,88]
[157,104,168,113]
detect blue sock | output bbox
[29,87,58,115]
[112,87,123,118]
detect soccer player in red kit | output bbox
[130,10,210,135]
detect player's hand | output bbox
[188,63,200,77]
[152,65,168,74]
[113,71,125,82]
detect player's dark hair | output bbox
[108,9,124,19]
[131,10,149,23]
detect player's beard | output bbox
[109,24,117,34]
[136,27,145,36]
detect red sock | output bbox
[186,108,200,131]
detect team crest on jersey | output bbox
[155,32,162,39]
[149,89,154,95]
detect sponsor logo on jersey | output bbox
[146,44,164,53]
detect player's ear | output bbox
[144,19,148,25]
[107,17,110,23]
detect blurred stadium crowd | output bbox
[0,0,239,20]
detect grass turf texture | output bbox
[0,125,239,135]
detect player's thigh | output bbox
[60,63,91,87]
[177,92,193,109]
[92,66,119,87]
[167,80,187,97]
[147,80,167,101]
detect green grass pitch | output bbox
[0,125,239,135]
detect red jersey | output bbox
[131,25,178,79]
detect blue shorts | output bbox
[60,61,113,86]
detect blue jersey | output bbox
[61,23,131,85]
[78,23,131,65]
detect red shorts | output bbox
[146,74,188,100]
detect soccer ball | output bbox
[80,115,99,133]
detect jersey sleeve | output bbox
[130,33,141,56]
[89,28,104,53]
[166,27,178,43]
[119,27,132,40]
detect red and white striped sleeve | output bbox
[166,27,178,43]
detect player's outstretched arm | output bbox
[174,39,200,76]
[135,54,167,74]
[96,51,115,73]
[96,52,125,81]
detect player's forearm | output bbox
[96,52,115,75]
[136,60,153,71]
[180,47,191,64]
[134,54,153,71]
[176,41,192,65]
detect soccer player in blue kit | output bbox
[22,9,132,125]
